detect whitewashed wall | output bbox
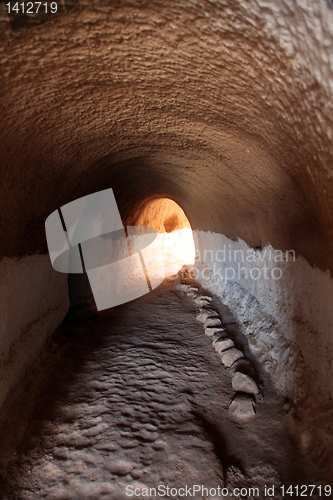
[193,230,333,400]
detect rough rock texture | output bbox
[213,338,234,355]
[0,0,333,486]
[0,279,321,498]
[205,327,226,337]
[204,317,222,328]
[232,372,259,396]
[195,259,333,480]
[0,256,69,408]
[195,231,333,400]
[0,0,333,273]
[221,348,244,367]
[229,395,256,419]
[128,198,190,233]
[196,309,219,324]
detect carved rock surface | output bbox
[205,328,226,337]
[229,395,255,419]
[232,372,259,395]
[196,310,219,324]
[221,348,244,367]
[204,317,222,328]
[213,339,234,355]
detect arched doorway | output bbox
[131,197,195,276]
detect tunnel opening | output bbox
[130,197,196,277]
[66,195,196,315]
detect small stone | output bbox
[232,372,259,395]
[135,429,158,442]
[95,443,119,452]
[213,339,234,354]
[204,317,221,328]
[52,447,69,460]
[194,296,212,306]
[198,299,211,307]
[152,440,166,451]
[120,431,131,438]
[212,330,228,341]
[196,312,207,323]
[221,348,244,367]
[105,459,133,475]
[229,395,255,418]
[205,327,226,337]
[196,310,219,324]
[131,469,143,479]
[144,423,158,432]
[131,422,143,431]
[175,283,190,292]
[121,440,139,449]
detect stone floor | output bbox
[0,275,322,499]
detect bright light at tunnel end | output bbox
[45,188,195,312]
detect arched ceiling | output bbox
[0,0,332,271]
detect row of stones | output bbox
[175,281,259,419]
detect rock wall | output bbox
[128,198,191,234]
[1,0,333,275]
[192,230,333,476]
[0,255,69,408]
[0,0,333,478]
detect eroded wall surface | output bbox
[0,0,332,477]
[0,256,69,408]
[193,230,333,475]
[0,0,333,271]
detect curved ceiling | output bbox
[0,0,332,272]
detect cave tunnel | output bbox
[0,0,333,497]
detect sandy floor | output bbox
[0,275,323,499]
